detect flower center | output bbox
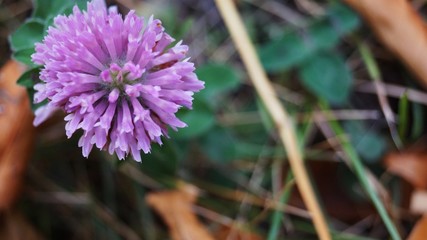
[100,62,144,95]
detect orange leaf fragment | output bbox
[343,0,427,88]
[0,60,35,210]
[408,214,427,240]
[146,184,215,240]
[215,225,263,240]
[384,152,427,189]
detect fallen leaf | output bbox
[410,190,427,214]
[146,184,215,240]
[0,60,35,209]
[408,214,427,240]
[290,161,376,222]
[0,211,42,240]
[384,151,427,189]
[215,225,263,240]
[344,0,427,88]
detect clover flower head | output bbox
[32,0,204,161]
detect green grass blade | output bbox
[411,102,424,140]
[267,172,294,240]
[319,101,401,240]
[398,91,409,139]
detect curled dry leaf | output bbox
[408,214,427,240]
[343,0,427,88]
[145,184,215,240]
[0,60,34,210]
[384,151,427,189]
[215,226,263,240]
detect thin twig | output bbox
[295,0,325,16]
[219,109,380,126]
[28,191,90,205]
[195,179,311,219]
[228,147,271,240]
[192,205,234,226]
[356,80,427,106]
[94,204,141,240]
[119,163,163,190]
[28,167,142,240]
[242,0,307,27]
[213,1,331,239]
[358,42,403,149]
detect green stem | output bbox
[358,42,403,149]
[358,43,381,80]
[319,101,401,240]
[267,172,294,240]
[398,91,409,139]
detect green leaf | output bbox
[174,18,193,41]
[354,133,386,163]
[200,127,236,162]
[298,51,352,104]
[17,67,40,88]
[16,67,48,111]
[344,121,387,163]
[12,48,36,66]
[259,3,359,73]
[146,1,194,40]
[234,142,285,159]
[172,98,215,140]
[33,0,69,19]
[10,1,89,67]
[196,63,240,100]
[9,19,45,51]
[32,0,88,20]
[308,19,340,50]
[259,32,312,72]
[327,3,360,35]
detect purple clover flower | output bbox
[31,0,204,161]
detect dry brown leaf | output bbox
[408,214,427,240]
[384,152,427,189]
[146,184,215,240]
[410,190,427,214]
[215,225,263,240]
[0,211,43,240]
[343,0,427,88]
[288,161,376,222]
[0,60,35,210]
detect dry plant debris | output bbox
[145,184,215,240]
[0,60,34,209]
[408,215,427,240]
[214,1,331,239]
[384,151,427,189]
[215,225,263,240]
[344,0,427,88]
[384,150,427,238]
